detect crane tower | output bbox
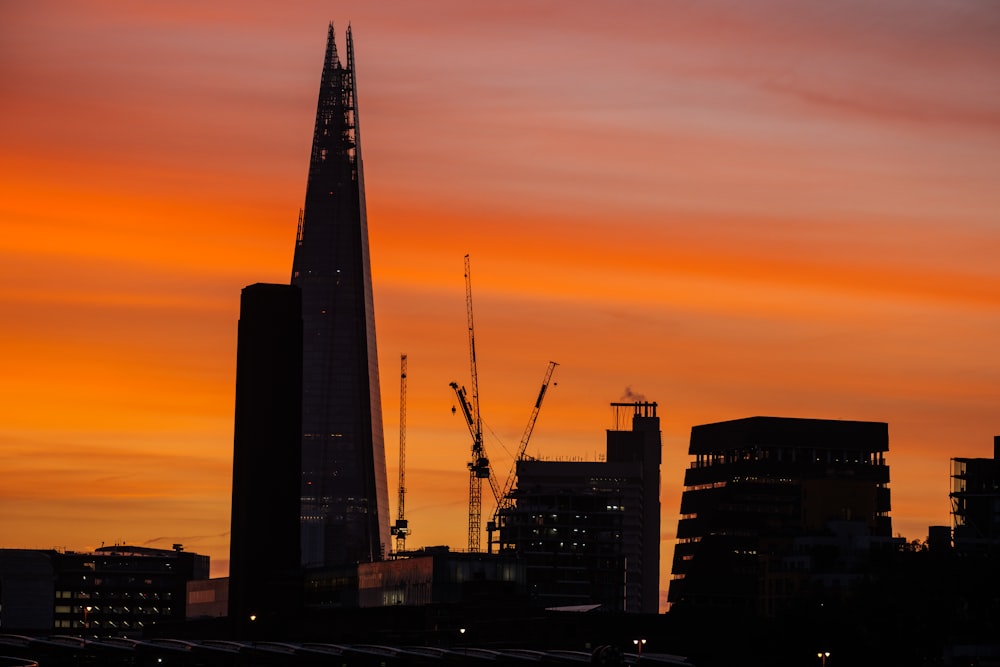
[451,256,557,553]
[455,255,489,552]
[391,354,409,553]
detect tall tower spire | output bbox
[291,24,390,568]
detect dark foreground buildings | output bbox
[0,545,208,635]
[668,416,893,616]
[499,402,661,613]
[291,23,391,569]
[951,435,1000,553]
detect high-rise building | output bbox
[229,283,303,630]
[668,416,892,616]
[498,402,661,613]
[291,24,391,568]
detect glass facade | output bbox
[291,25,390,569]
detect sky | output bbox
[1,1,999,612]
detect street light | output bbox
[633,638,647,665]
[817,651,830,666]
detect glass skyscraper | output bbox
[291,24,390,568]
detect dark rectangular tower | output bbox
[606,401,662,613]
[229,283,303,631]
[291,24,391,568]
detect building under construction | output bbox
[497,402,662,614]
[951,435,1000,553]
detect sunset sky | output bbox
[2,1,998,611]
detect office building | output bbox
[668,416,892,616]
[229,283,303,630]
[0,545,208,636]
[498,402,661,613]
[290,24,391,568]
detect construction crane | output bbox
[487,360,558,551]
[450,255,559,552]
[391,354,409,554]
[449,254,496,552]
[499,361,558,510]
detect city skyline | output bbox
[1,2,998,612]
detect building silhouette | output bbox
[0,545,208,636]
[290,24,391,568]
[950,435,1000,553]
[498,402,661,613]
[229,283,303,631]
[668,416,893,616]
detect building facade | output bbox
[668,416,892,616]
[357,550,525,608]
[290,24,391,568]
[0,545,208,636]
[498,402,661,613]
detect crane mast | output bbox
[460,255,490,552]
[391,354,408,553]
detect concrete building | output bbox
[668,416,892,616]
[498,402,661,613]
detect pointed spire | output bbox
[292,24,389,568]
[325,21,341,70]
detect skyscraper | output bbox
[291,24,391,568]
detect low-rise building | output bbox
[0,544,208,636]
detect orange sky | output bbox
[2,2,999,611]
